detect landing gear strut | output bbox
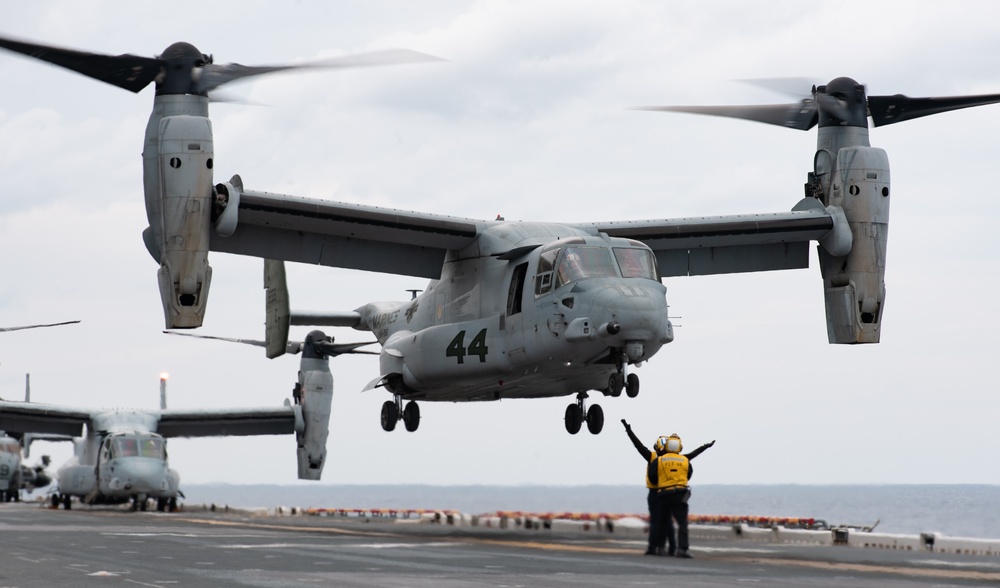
[565,393,604,435]
[381,396,420,432]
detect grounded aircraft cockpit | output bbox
[107,434,166,460]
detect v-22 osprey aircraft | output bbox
[3,36,1000,450]
[0,374,307,510]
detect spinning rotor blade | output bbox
[867,92,1000,127]
[1,320,80,333]
[196,49,444,94]
[636,102,819,130]
[0,36,163,93]
[0,35,443,97]
[645,76,1000,131]
[164,331,376,357]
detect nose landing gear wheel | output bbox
[380,400,398,431]
[625,373,640,398]
[564,404,583,434]
[586,404,604,434]
[403,401,420,432]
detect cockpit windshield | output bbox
[0,443,19,454]
[613,247,659,280]
[111,435,165,459]
[555,246,618,288]
[534,242,658,297]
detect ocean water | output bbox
[181,484,1000,539]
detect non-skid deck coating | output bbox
[1,502,997,587]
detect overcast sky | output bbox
[1,1,999,491]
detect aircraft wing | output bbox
[579,201,837,277]
[211,187,484,279]
[0,400,89,437]
[156,405,299,438]
[212,185,837,279]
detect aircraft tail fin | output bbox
[264,259,291,359]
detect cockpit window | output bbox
[555,246,617,288]
[112,437,139,458]
[614,247,659,280]
[139,437,165,459]
[111,436,165,459]
[0,443,19,454]
[534,247,559,296]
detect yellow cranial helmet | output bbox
[654,435,670,452]
[666,433,682,453]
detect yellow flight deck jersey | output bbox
[646,452,690,490]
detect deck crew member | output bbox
[622,420,714,557]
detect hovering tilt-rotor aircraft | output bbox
[0,374,308,510]
[3,36,1000,449]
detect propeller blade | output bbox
[0,35,163,93]
[868,92,1000,127]
[636,102,818,131]
[1,320,80,332]
[737,77,818,98]
[164,331,303,355]
[195,49,444,94]
[164,331,376,356]
[314,341,379,356]
[814,93,854,123]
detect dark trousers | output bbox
[661,492,690,551]
[646,489,663,550]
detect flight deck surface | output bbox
[1,502,997,587]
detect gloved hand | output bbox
[707,439,716,447]
[621,419,631,432]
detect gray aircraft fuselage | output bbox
[357,223,673,401]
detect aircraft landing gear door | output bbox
[505,263,528,360]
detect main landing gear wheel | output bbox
[607,373,624,397]
[564,404,583,435]
[586,404,604,435]
[566,393,603,435]
[380,400,398,432]
[625,373,640,398]
[403,401,420,432]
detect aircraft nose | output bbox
[596,282,669,341]
[110,458,170,493]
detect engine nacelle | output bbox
[295,354,333,480]
[142,95,215,329]
[818,146,890,344]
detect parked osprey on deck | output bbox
[0,374,307,509]
[2,36,1000,457]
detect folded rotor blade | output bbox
[0,35,163,93]
[868,93,1000,127]
[636,102,818,131]
[195,49,444,93]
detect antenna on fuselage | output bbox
[24,373,30,402]
[406,289,422,300]
[160,373,168,410]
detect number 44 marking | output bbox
[446,328,489,364]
